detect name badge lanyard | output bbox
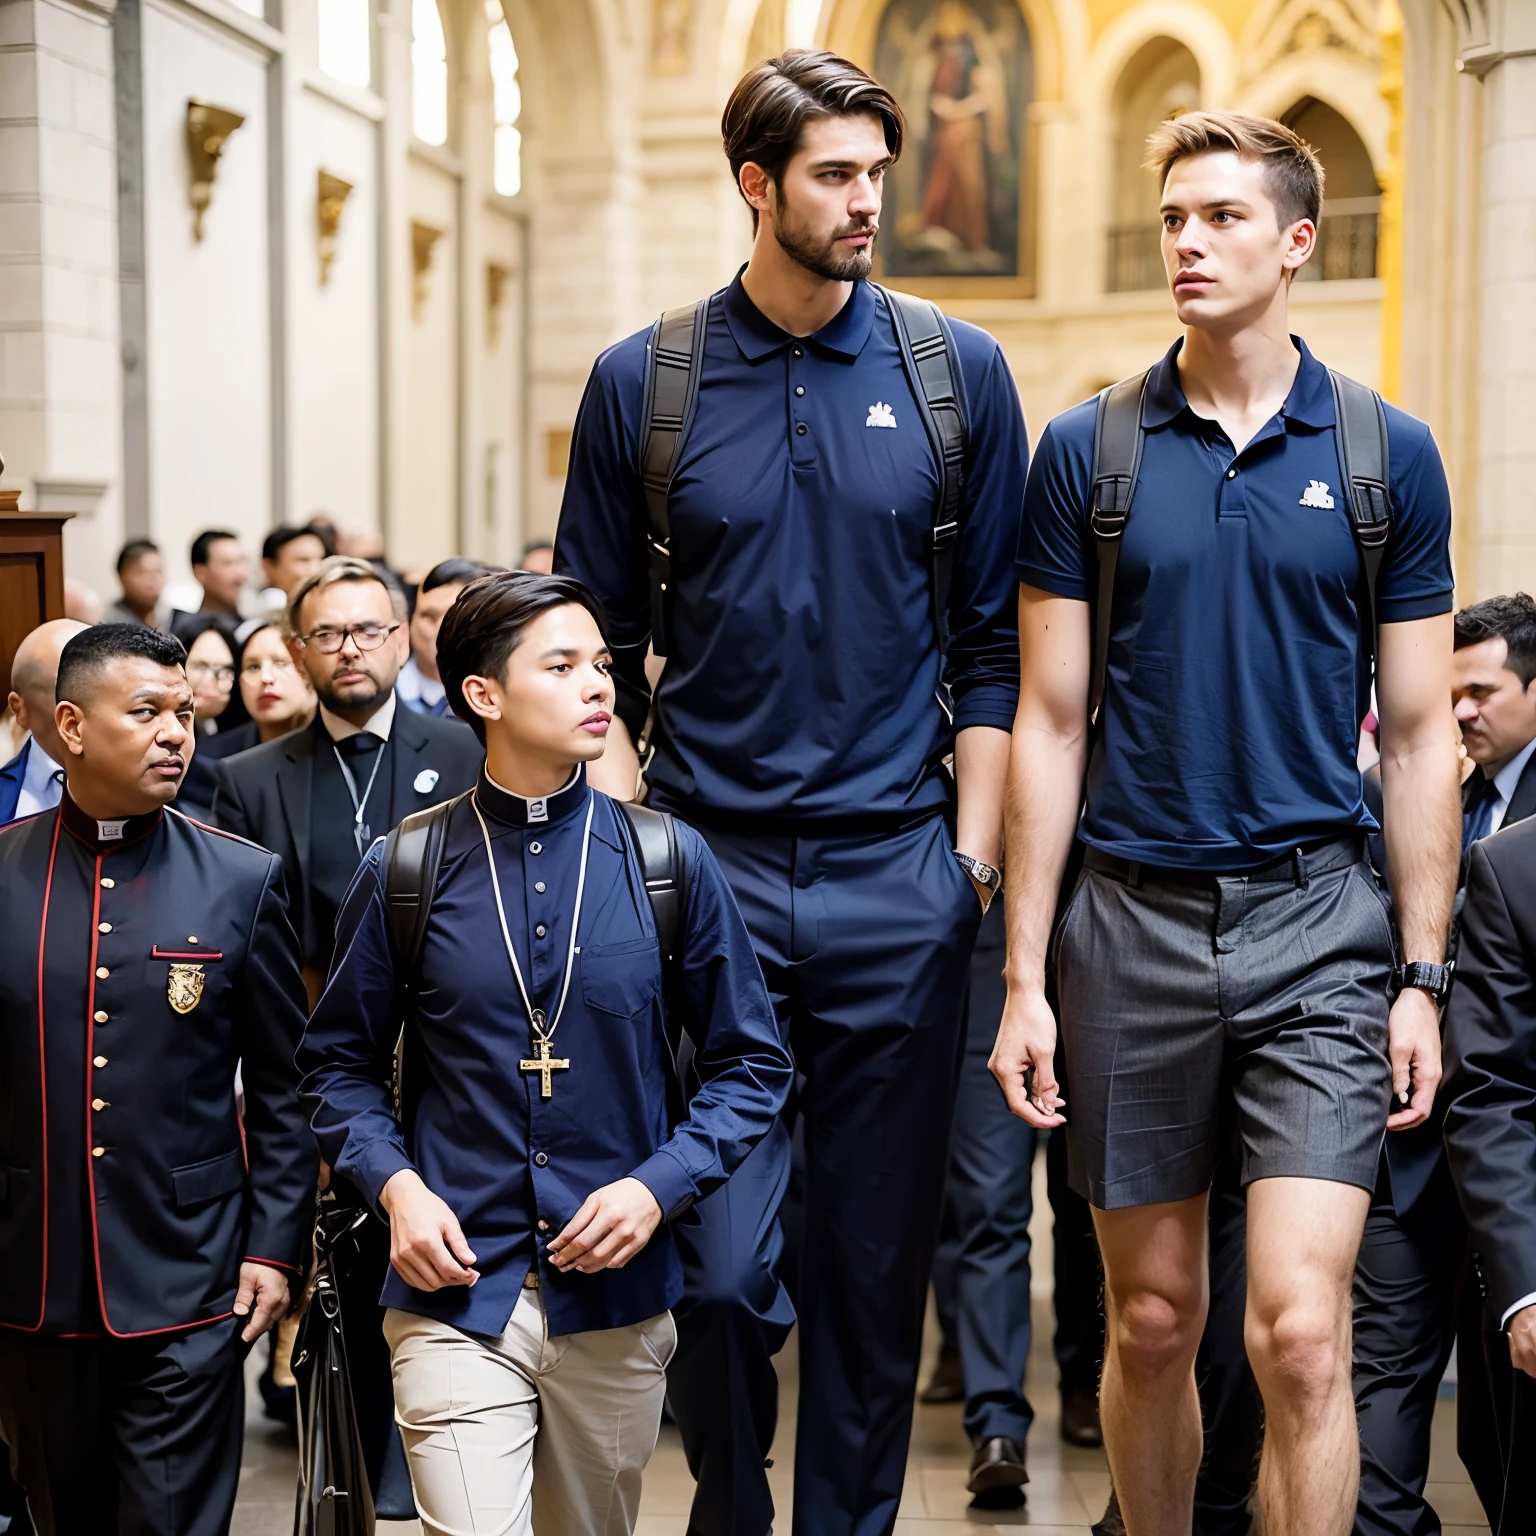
[473,792,595,1098]
[333,741,386,856]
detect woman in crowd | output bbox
[206,620,317,759]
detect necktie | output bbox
[1463,769,1498,853]
[336,732,383,761]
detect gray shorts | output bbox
[1055,839,1394,1210]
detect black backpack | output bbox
[1085,366,1393,725]
[638,284,970,658]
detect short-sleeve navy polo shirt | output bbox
[556,274,1026,823]
[1017,336,1454,870]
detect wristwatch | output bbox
[954,852,1002,896]
[1394,960,1454,1007]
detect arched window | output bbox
[318,0,371,88]
[1282,98,1380,281]
[486,1,522,197]
[1108,37,1200,291]
[412,0,449,147]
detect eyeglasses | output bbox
[240,656,298,679]
[187,662,235,686]
[294,623,400,655]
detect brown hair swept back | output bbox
[722,50,904,232]
[286,555,395,637]
[1144,110,1325,228]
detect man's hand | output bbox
[548,1178,662,1274]
[1510,1306,1536,1379]
[989,986,1066,1129]
[1386,987,1442,1131]
[380,1168,480,1290]
[233,1262,291,1344]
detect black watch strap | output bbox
[1396,960,1453,1005]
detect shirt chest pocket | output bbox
[579,938,662,1019]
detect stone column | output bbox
[0,0,125,600]
[1459,0,1536,595]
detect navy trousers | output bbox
[929,900,1105,1446]
[669,813,982,1536]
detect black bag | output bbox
[291,1197,377,1536]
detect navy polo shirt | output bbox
[1017,337,1454,870]
[555,273,1026,823]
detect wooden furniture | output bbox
[0,493,75,691]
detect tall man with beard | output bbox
[554,50,1025,1536]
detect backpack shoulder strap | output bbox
[383,794,460,978]
[640,298,710,658]
[879,285,970,653]
[615,799,687,963]
[1087,370,1151,726]
[1328,369,1392,670]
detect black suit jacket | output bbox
[0,798,312,1334]
[1443,815,1536,1325]
[211,709,482,961]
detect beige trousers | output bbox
[384,1289,676,1536]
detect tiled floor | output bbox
[234,1157,1491,1535]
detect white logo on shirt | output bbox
[96,819,127,841]
[1299,479,1335,509]
[865,401,897,429]
[527,799,548,823]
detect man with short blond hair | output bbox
[995,110,1460,1536]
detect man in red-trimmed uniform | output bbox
[0,623,313,1536]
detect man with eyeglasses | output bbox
[213,557,482,1003]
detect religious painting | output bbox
[873,0,1033,281]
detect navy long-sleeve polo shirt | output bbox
[555,273,1026,824]
[297,767,792,1336]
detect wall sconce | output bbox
[186,100,246,241]
[411,221,444,319]
[317,171,354,286]
[486,262,509,346]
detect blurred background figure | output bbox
[63,578,102,625]
[210,620,318,759]
[171,529,249,643]
[520,538,554,574]
[106,539,172,631]
[177,619,243,820]
[397,557,497,716]
[0,619,90,827]
[257,525,331,612]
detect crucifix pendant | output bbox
[519,1036,570,1100]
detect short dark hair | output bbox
[261,524,327,564]
[422,558,498,594]
[436,572,608,744]
[1454,592,1536,687]
[190,529,241,568]
[722,51,904,232]
[56,622,186,704]
[521,539,553,559]
[1144,110,1325,228]
[116,538,159,575]
[303,519,338,557]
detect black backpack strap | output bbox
[1087,370,1151,726]
[640,299,710,658]
[1328,369,1392,670]
[879,285,969,653]
[615,800,687,963]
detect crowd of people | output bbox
[1,46,1534,1536]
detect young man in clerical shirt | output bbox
[298,571,791,1536]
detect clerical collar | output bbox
[320,690,396,744]
[58,790,162,849]
[476,764,588,829]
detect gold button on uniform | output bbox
[188,936,198,944]
[94,1011,108,1024]
[93,1056,108,1068]
[96,967,109,980]
[100,878,114,889]
[92,1098,108,1111]
[91,1147,104,1158]
[98,922,112,934]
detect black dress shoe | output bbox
[967,1436,1028,1505]
[1091,1488,1126,1536]
[918,1342,965,1404]
[1060,1384,1103,1447]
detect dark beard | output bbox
[773,207,877,282]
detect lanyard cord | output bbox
[332,740,385,840]
[472,791,594,1045]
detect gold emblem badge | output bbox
[167,964,205,1014]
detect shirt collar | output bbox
[320,689,396,744]
[1141,335,1335,431]
[395,657,445,708]
[20,736,63,799]
[720,268,877,363]
[1492,735,1536,806]
[58,788,162,850]
[475,763,589,831]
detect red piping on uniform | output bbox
[244,1255,302,1276]
[86,847,110,1332]
[150,948,223,961]
[26,816,62,1331]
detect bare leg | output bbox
[1245,1176,1371,1536]
[1093,1195,1210,1536]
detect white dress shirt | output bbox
[14,737,65,819]
[395,655,447,714]
[319,689,397,744]
[1488,735,1536,835]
